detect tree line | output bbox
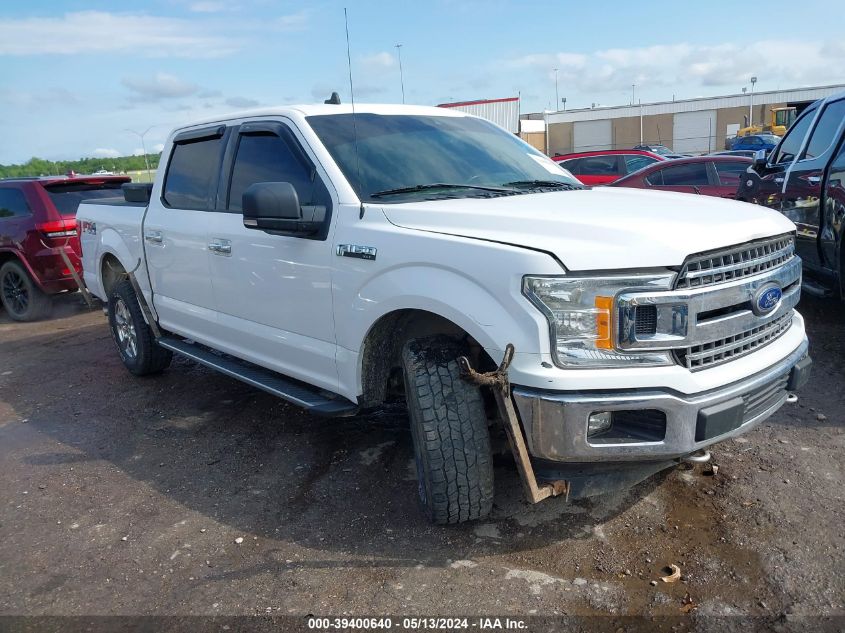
[0,154,162,179]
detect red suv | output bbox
[0,175,129,321]
[553,149,665,185]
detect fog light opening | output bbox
[587,411,613,437]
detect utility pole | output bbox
[749,76,757,127]
[554,68,559,112]
[395,43,405,104]
[126,126,154,181]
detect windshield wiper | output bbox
[502,180,582,190]
[370,183,517,198]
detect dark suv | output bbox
[0,175,129,320]
[737,91,845,298]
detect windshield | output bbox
[307,113,581,202]
[651,146,673,155]
[45,182,126,216]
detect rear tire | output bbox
[401,335,494,524]
[107,279,172,376]
[0,260,52,322]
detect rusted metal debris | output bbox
[459,343,569,505]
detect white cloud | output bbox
[122,73,199,100]
[225,96,260,108]
[189,1,227,12]
[360,51,396,71]
[276,11,309,31]
[92,148,121,158]
[503,40,845,98]
[153,143,165,153]
[0,11,238,58]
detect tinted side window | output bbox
[163,137,224,210]
[658,162,709,186]
[559,158,580,174]
[578,156,619,175]
[624,155,658,173]
[227,133,316,212]
[0,188,31,219]
[803,100,845,160]
[714,161,750,185]
[773,107,817,165]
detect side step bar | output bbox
[802,278,833,298]
[157,336,357,417]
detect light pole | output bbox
[749,76,757,127]
[126,126,155,181]
[554,68,559,111]
[631,84,635,106]
[395,43,405,104]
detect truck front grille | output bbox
[675,234,795,290]
[674,312,793,371]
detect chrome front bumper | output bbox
[512,338,810,462]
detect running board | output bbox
[801,278,833,298]
[157,337,357,417]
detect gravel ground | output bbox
[0,293,842,630]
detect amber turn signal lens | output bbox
[594,296,613,349]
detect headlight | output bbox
[523,273,675,368]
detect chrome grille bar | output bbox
[675,313,794,370]
[676,234,795,289]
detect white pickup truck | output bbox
[78,103,811,524]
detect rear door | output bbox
[821,135,845,279]
[204,119,339,392]
[143,126,227,341]
[781,98,845,269]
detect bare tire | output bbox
[401,335,494,524]
[108,279,172,376]
[0,260,52,322]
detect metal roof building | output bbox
[438,97,520,133]
[526,83,845,156]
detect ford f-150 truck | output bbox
[78,103,811,524]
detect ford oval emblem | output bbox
[752,283,782,316]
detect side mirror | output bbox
[752,149,768,170]
[242,182,325,235]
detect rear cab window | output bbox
[163,128,226,210]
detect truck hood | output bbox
[379,187,796,271]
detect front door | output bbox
[781,98,845,269]
[205,120,339,393]
[144,126,227,342]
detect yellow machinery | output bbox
[736,106,797,137]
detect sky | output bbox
[1,0,844,164]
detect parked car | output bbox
[78,104,809,525]
[730,134,781,152]
[0,175,129,320]
[710,149,759,158]
[633,144,687,159]
[553,149,665,185]
[609,155,752,198]
[737,91,845,298]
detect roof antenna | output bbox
[324,92,341,105]
[344,7,365,218]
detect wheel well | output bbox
[0,252,20,268]
[358,309,495,408]
[100,254,127,297]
